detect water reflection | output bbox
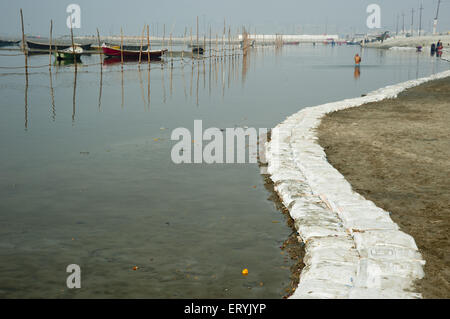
[354,65,361,79]
[72,64,77,123]
[49,67,55,120]
[9,44,448,128]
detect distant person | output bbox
[354,53,362,65]
[436,40,443,51]
[431,43,436,53]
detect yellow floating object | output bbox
[242,268,249,276]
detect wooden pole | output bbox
[203,34,206,59]
[182,27,186,61]
[120,27,124,68]
[20,8,29,79]
[147,24,150,64]
[97,28,103,110]
[162,24,165,51]
[170,32,173,67]
[196,16,199,60]
[209,25,212,58]
[139,25,145,65]
[222,19,225,59]
[49,20,53,69]
[96,28,102,63]
[20,9,27,53]
[70,19,76,66]
[190,27,193,62]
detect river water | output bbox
[0,44,448,298]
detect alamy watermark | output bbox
[170,120,268,169]
[66,4,81,29]
[66,264,81,288]
[366,4,381,29]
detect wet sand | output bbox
[318,77,450,298]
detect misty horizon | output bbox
[0,0,449,38]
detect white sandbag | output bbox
[265,69,450,299]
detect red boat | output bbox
[101,44,167,59]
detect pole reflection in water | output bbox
[18,35,257,128]
[72,64,77,124]
[161,62,166,104]
[121,65,124,108]
[49,68,56,121]
[196,61,200,106]
[170,61,173,99]
[190,60,193,98]
[24,66,28,130]
[98,61,103,111]
[147,63,151,109]
[138,67,147,108]
[182,62,187,100]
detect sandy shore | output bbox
[318,77,450,298]
[365,35,450,49]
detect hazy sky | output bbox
[1,0,449,37]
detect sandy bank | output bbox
[365,35,450,50]
[265,69,450,299]
[318,77,450,298]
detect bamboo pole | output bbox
[209,25,212,58]
[70,19,76,67]
[190,27,193,63]
[139,25,145,65]
[215,33,218,59]
[182,27,186,61]
[20,9,27,54]
[147,24,150,63]
[120,27,124,68]
[20,9,28,78]
[162,24,165,51]
[170,32,173,67]
[196,16,199,60]
[203,34,206,60]
[97,28,103,110]
[96,28,102,63]
[49,20,53,69]
[222,19,225,59]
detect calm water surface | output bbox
[0,45,448,298]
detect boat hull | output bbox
[102,46,167,58]
[27,40,91,51]
[53,51,82,61]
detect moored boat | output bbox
[26,40,92,51]
[104,43,148,51]
[101,44,167,59]
[0,40,20,47]
[53,46,83,61]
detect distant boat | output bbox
[26,40,91,51]
[53,46,83,61]
[191,46,204,54]
[283,41,300,45]
[104,43,148,51]
[101,44,167,59]
[0,39,20,47]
